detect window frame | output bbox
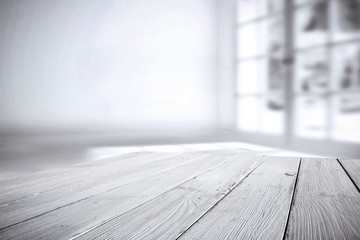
[233,0,360,157]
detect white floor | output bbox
[0,137,323,180]
[88,142,323,159]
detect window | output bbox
[236,0,360,145]
[236,0,285,135]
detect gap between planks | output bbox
[281,158,302,240]
[337,158,360,193]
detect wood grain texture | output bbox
[0,152,180,196]
[73,154,265,240]
[0,151,143,188]
[284,158,360,240]
[338,158,360,190]
[0,153,236,239]
[178,156,300,240]
[0,152,177,203]
[0,152,202,229]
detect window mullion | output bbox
[284,0,295,147]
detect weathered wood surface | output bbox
[0,152,205,229]
[1,152,359,240]
[338,158,360,190]
[0,153,236,239]
[0,152,177,203]
[284,158,360,240]
[73,155,265,240]
[178,156,300,240]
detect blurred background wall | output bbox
[0,0,218,135]
[0,0,359,174]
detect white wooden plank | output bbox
[284,158,360,240]
[0,152,183,205]
[0,151,142,186]
[0,152,178,207]
[178,156,300,240]
[0,152,205,229]
[0,153,238,239]
[73,154,266,240]
[0,152,175,202]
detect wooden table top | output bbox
[0,152,359,239]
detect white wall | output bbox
[0,0,218,134]
[217,0,236,131]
